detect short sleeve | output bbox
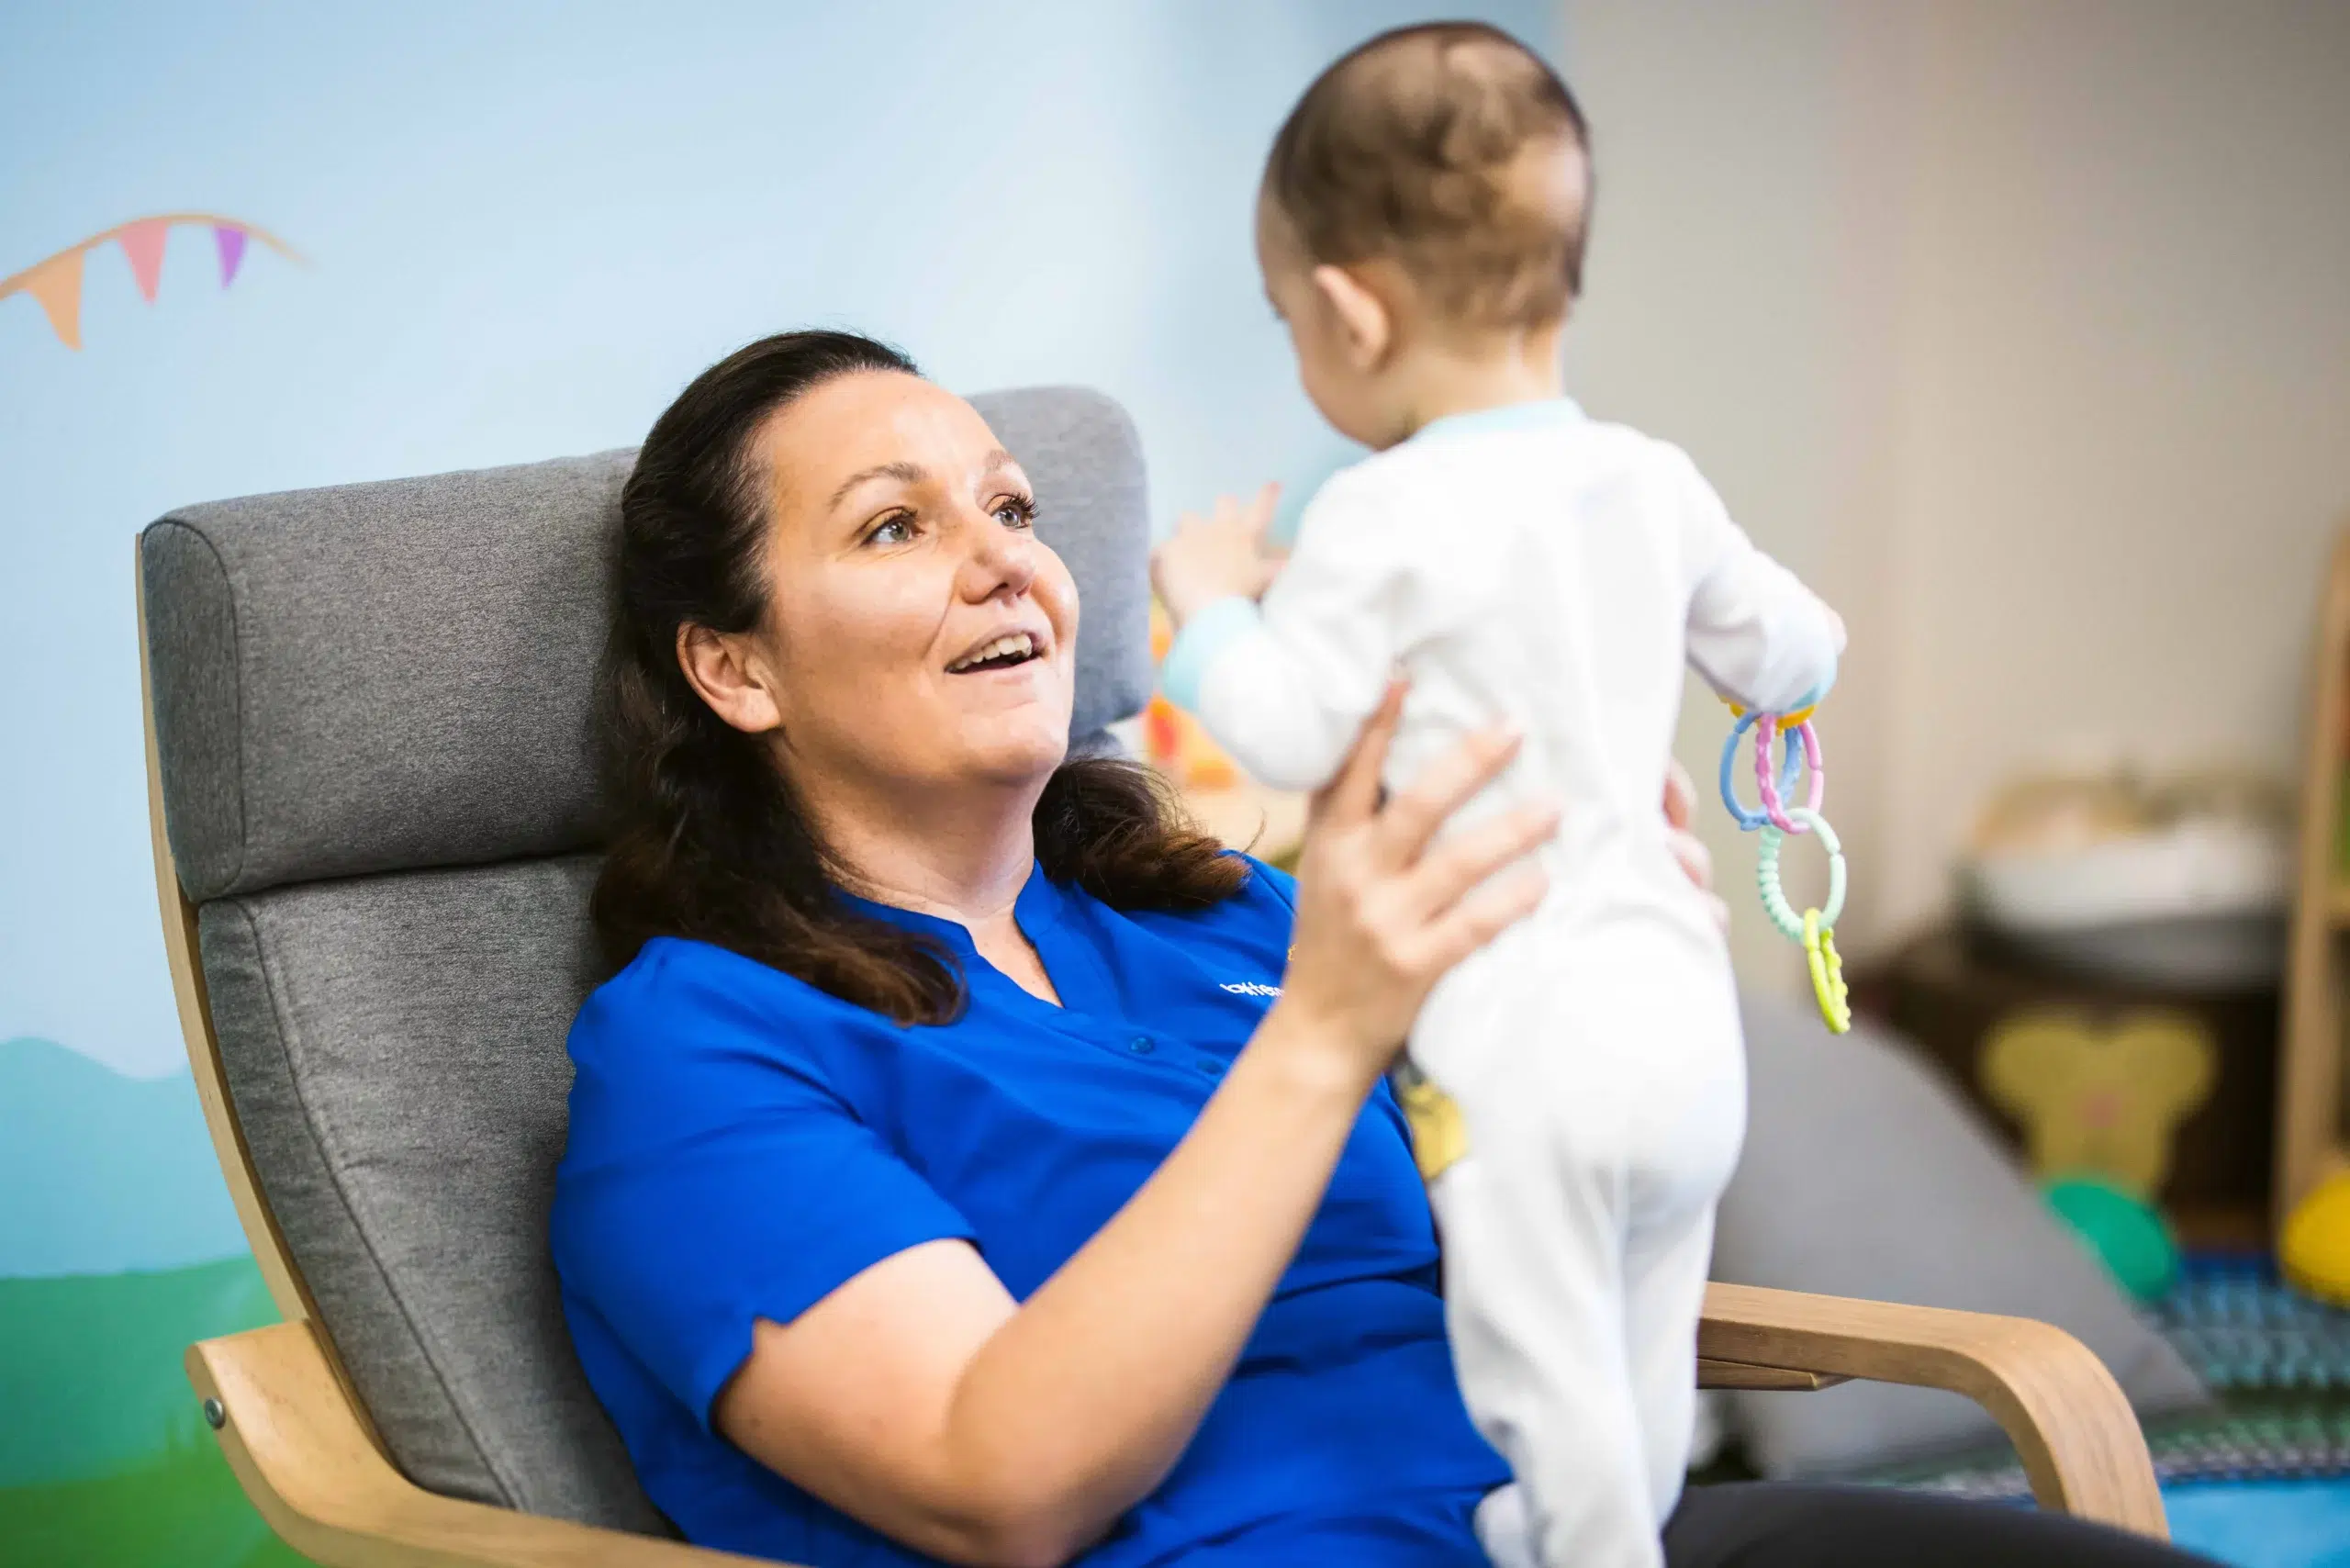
[552,945,975,1429]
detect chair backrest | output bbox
[140,387,1154,1531]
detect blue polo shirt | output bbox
[551,857,1508,1567]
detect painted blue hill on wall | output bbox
[1,1036,247,1276]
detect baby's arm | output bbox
[1667,444,1844,712]
[1159,479,1408,794]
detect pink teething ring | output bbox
[1754,714,1825,834]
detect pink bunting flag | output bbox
[118,218,170,302]
[215,224,248,288]
[23,250,86,349]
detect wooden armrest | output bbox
[1697,1282,2168,1540]
[189,1322,780,1568]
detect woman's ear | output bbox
[1311,263,1393,370]
[677,622,783,734]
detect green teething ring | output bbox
[1755,806,1845,941]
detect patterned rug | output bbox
[1855,1254,2350,1502]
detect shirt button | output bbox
[1196,1058,1225,1077]
[1127,1036,1156,1055]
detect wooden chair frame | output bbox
[2279,524,2350,1226]
[140,575,2168,1565]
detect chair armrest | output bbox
[1697,1282,2168,1540]
[188,1322,780,1568]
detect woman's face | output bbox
[737,370,1079,803]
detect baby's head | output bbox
[1259,22,1590,448]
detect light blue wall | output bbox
[3,0,1560,1087]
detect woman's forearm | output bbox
[940,1002,1377,1559]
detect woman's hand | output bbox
[1271,681,1560,1086]
[1663,757,1730,932]
[1150,482,1283,627]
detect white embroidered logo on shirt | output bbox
[1219,981,1282,998]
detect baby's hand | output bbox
[1151,482,1283,627]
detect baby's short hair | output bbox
[1263,22,1590,331]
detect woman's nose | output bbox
[962,517,1038,600]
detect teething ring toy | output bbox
[1753,713,1825,834]
[1757,806,1851,1034]
[1802,909,1852,1035]
[1718,711,1807,832]
[1726,700,1818,728]
[1755,806,1845,937]
[1719,692,1853,1034]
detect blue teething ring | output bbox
[1718,711,1807,832]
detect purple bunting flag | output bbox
[215,225,248,288]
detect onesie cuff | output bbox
[1162,596,1261,713]
[1796,651,1839,712]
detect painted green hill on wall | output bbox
[0,1257,314,1565]
[0,1036,246,1276]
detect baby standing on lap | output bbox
[1150,24,1845,1568]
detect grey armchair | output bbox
[138,387,2168,1567]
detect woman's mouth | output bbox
[946,631,1045,674]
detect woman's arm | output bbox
[713,686,1558,1568]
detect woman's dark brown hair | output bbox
[593,329,1247,1024]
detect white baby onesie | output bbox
[1163,398,1841,1568]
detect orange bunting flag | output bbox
[5,213,297,350]
[118,218,171,302]
[22,251,85,350]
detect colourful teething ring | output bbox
[1754,807,1846,941]
[1803,908,1852,1035]
[1753,714,1825,834]
[1718,711,1807,832]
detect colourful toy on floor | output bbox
[2044,1173,2181,1303]
[1719,701,1852,1033]
[2282,1170,2350,1308]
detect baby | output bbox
[1151,23,1843,1568]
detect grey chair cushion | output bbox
[1714,993,2210,1476]
[144,386,1152,903]
[197,856,665,1529]
[141,385,1158,1530]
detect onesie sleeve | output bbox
[1161,476,1418,794]
[551,947,976,1429]
[1666,442,1845,713]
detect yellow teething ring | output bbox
[1802,908,1852,1035]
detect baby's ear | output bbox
[1311,264,1393,368]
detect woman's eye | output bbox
[993,496,1037,530]
[867,515,914,545]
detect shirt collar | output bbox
[1408,396,1585,445]
[836,862,1063,954]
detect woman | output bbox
[552,330,2211,1568]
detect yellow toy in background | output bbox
[2283,1172,2350,1305]
[1978,1008,2217,1196]
[1977,1009,2211,1303]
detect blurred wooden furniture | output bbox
[2281,525,2350,1226]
